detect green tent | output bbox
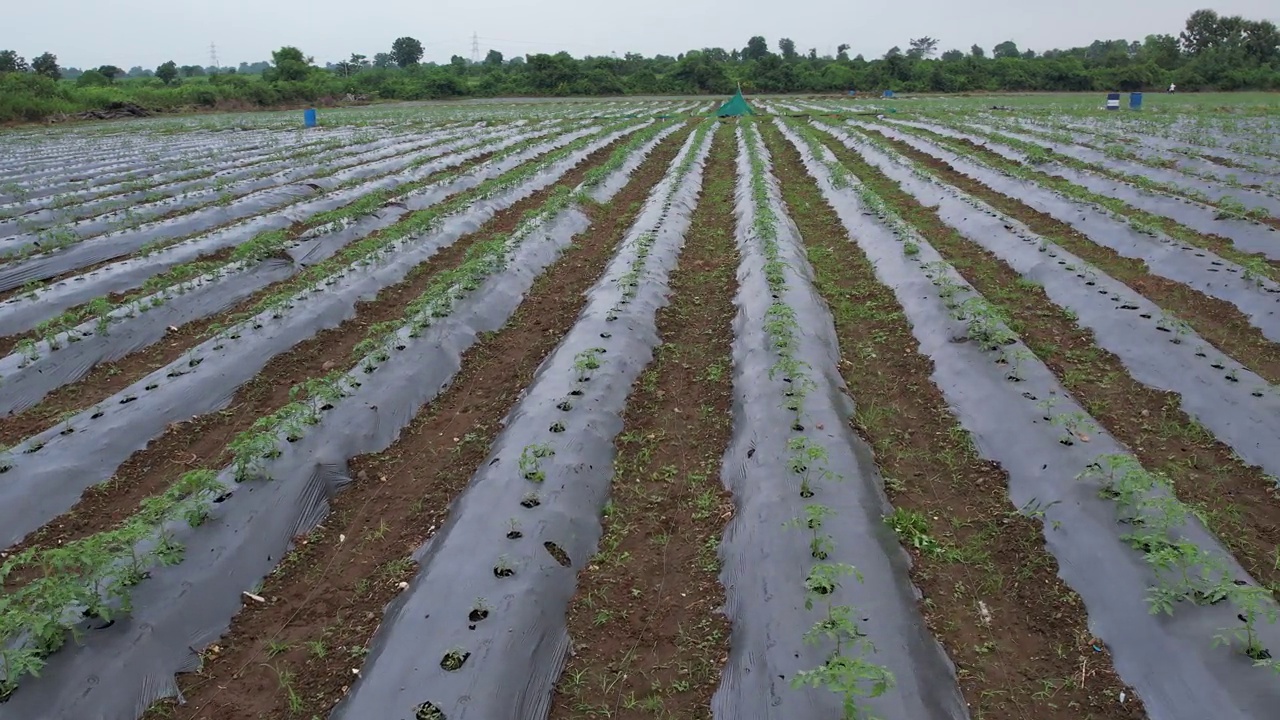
[716,90,755,117]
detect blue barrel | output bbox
[883,89,895,98]
[303,108,317,128]
[1129,92,1143,110]
[1105,93,1120,111]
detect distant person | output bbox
[1168,83,1177,94]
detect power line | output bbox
[209,42,219,69]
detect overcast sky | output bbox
[8,0,1278,70]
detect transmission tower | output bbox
[471,32,480,64]
[209,42,219,70]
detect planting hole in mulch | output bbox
[543,541,571,567]
[415,701,446,720]
[439,649,470,671]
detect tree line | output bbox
[1,9,1277,123]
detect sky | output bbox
[6,0,1278,70]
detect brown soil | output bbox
[815,127,1280,599]
[1198,153,1250,170]
[761,122,1144,719]
[140,122,695,720]
[1,135,630,561]
[860,127,1280,388]
[0,148,504,447]
[548,121,737,719]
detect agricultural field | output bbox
[0,92,1277,720]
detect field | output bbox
[0,92,1278,720]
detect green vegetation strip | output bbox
[10,128,425,228]
[0,121,669,697]
[2,126,489,262]
[763,117,1142,719]
[999,118,1278,192]
[957,118,1277,224]
[8,120,621,357]
[7,124,544,345]
[743,119,896,714]
[849,123,1280,388]
[802,119,1280,680]
[877,119,1280,281]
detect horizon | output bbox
[8,0,1277,72]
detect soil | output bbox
[762,122,1145,720]
[816,127,1280,602]
[0,148,503,448]
[861,128,1280,388]
[139,122,696,720]
[1198,153,1251,170]
[548,120,738,719]
[0,135,628,562]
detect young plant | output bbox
[787,504,837,560]
[518,443,555,482]
[792,563,895,718]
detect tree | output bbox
[941,49,964,62]
[0,51,28,73]
[779,37,797,60]
[837,43,851,61]
[1244,19,1280,64]
[76,70,110,87]
[97,65,123,81]
[372,53,395,69]
[808,48,818,61]
[392,36,424,68]
[484,49,504,66]
[970,44,986,58]
[351,53,369,68]
[1181,9,1223,54]
[268,46,310,81]
[907,36,940,59]
[1140,34,1181,69]
[993,40,1020,59]
[179,65,205,77]
[743,36,770,61]
[155,60,178,85]
[31,52,60,79]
